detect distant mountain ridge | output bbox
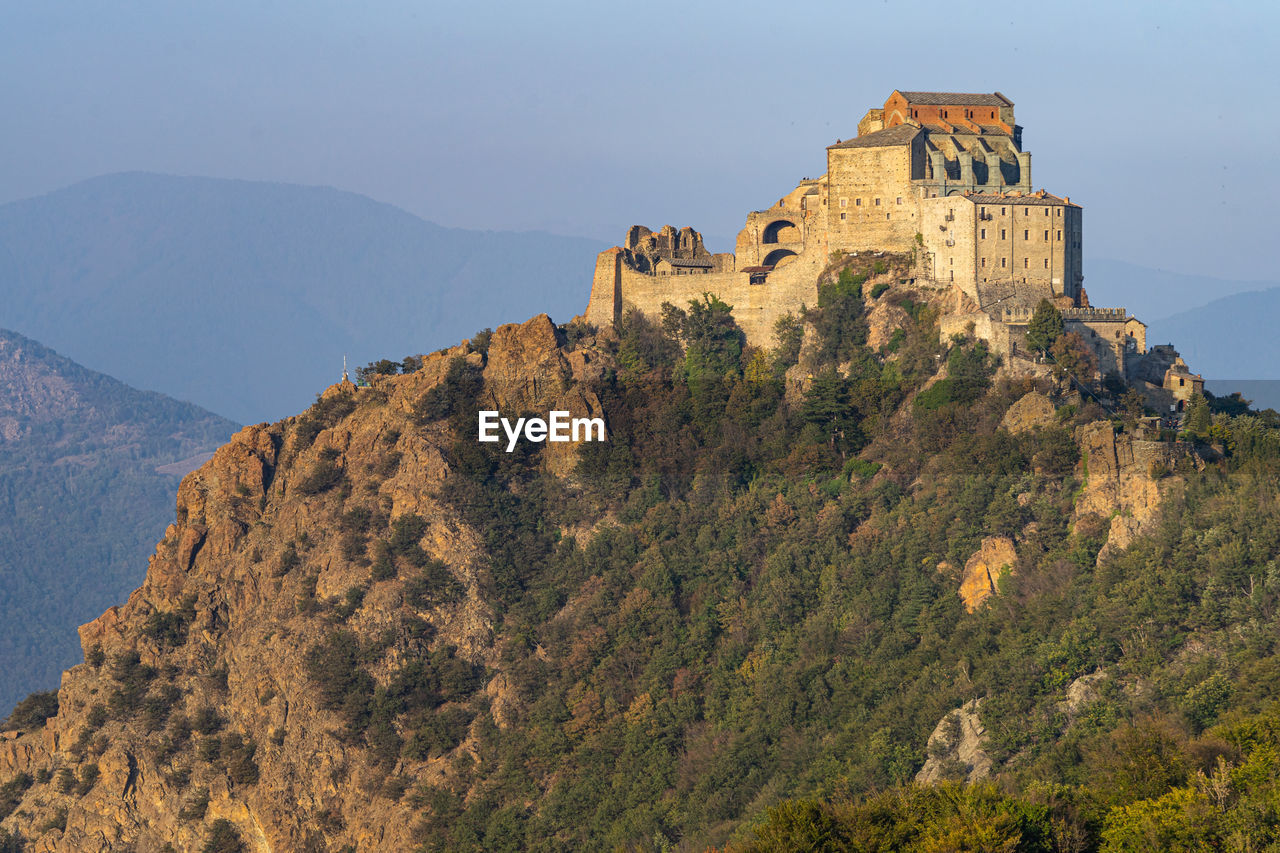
[1145,286,1280,381]
[0,173,606,423]
[0,328,237,713]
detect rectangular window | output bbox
[855,198,862,206]
[1044,258,1049,268]
[896,197,903,205]
[1001,229,1006,240]
[1001,207,1006,216]
[1045,208,1050,216]
[949,257,954,265]
[875,198,881,206]
[1024,258,1029,268]
[1024,229,1029,240]
[1044,230,1050,240]
[1057,230,1062,240]
[1001,257,1007,268]
[840,212,846,221]
[981,228,986,239]
[839,198,847,208]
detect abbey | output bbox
[586,90,1184,394]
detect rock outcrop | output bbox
[958,537,1017,612]
[1074,421,1192,563]
[1000,391,1057,435]
[916,699,992,784]
[0,315,613,852]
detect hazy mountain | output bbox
[1087,258,1278,321]
[0,328,236,713]
[1206,380,1280,413]
[1144,286,1280,381]
[0,173,606,423]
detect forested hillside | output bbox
[0,329,236,714]
[1,256,1278,851]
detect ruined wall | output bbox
[587,245,825,345]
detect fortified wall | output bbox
[586,90,1193,403]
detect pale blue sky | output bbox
[2,0,1276,278]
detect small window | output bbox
[981,228,986,239]
[949,257,954,265]
[840,212,847,221]
[1024,229,1029,240]
[1057,230,1062,240]
[839,198,847,208]
[1044,258,1049,268]
[1001,257,1007,268]
[1044,230,1050,240]
[950,270,954,281]
[875,198,881,206]
[1023,258,1028,268]
[896,197,903,205]
[885,213,890,220]
[1001,229,1006,240]
[856,198,862,206]
[1045,208,1050,216]
[1001,207,1006,215]
[982,258,987,267]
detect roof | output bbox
[829,123,921,150]
[663,257,713,268]
[896,91,1012,107]
[964,191,1077,207]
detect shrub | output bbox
[870,282,889,299]
[3,691,58,731]
[0,772,33,821]
[296,459,344,495]
[404,561,465,609]
[202,818,244,853]
[178,789,210,821]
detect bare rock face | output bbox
[916,699,992,784]
[959,537,1017,612]
[1060,671,1107,718]
[866,300,910,351]
[1000,391,1057,435]
[1074,421,1191,563]
[0,315,617,851]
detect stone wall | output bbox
[824,141,922,253]
[586,243,826,345]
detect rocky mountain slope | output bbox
[2,269,1279,850]
[0,329,236,715]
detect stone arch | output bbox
[762,219,800,244]
[762,248,798,268]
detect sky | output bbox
[2,0,1277,279]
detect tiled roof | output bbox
[897,91,1012,107]
[828,124,921,149]
[664,257,713,268]
[964,192,1076,206]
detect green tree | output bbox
[1184,392,1211,437]
[1026,298,1064,355]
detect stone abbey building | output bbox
[587,90,1180,391]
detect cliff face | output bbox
[0,314,602,852]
